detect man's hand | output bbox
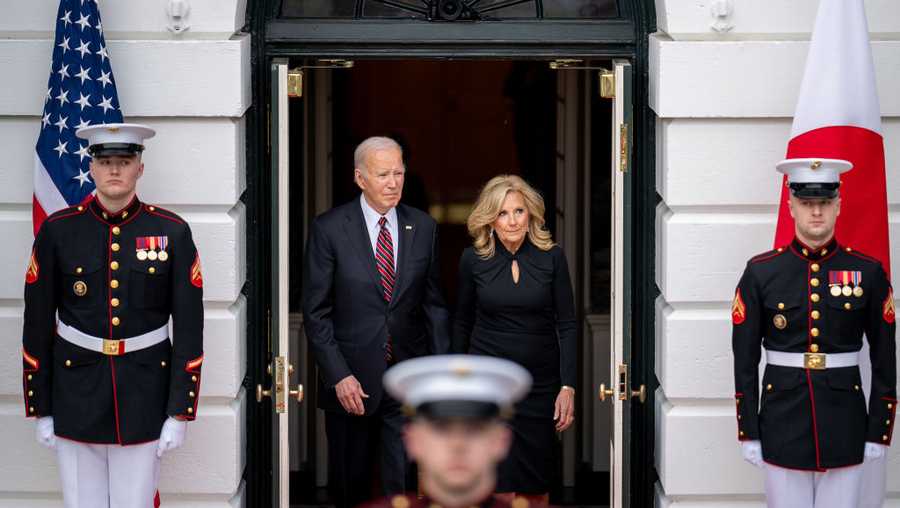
[865,442,887,461]
[156,417,187,458]
[36,416,56,450]
[741,440,763,468]
[335,375,369,416]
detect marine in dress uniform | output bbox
[22,124,204,508]
[359,355,541,508]
[732,158,896,507]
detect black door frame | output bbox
[243,1,657,506]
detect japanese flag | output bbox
[773,0,890,275]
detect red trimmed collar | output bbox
[88,195,143,225]
[790,236,839,261]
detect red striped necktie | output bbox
[376,217,395,362]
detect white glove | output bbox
[741,440,764,468]
[156,417,187,458]
[36,416,56,450]
[865,442,887,461]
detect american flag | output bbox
[33,0,122,234]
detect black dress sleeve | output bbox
[451,249,477,354]
[732,263,763,441]
[553,248,578,387]
[864,263,897,444]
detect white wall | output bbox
[0,2,249,506]
[653,1,900,505]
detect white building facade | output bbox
[0,0,898,506]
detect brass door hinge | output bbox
[619,123,629,173]
[600,69,615,99]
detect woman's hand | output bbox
[554,386,575,432]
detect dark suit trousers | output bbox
[325,393,406,508]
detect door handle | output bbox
[631,384,647,403]
[598,383,615,402]
[289,385,304,403]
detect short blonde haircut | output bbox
[467,175,555,259]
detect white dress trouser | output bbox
[764,462,863,508]
[858,454,888,508]
[56,437,161,508]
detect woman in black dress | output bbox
[451,175,577,501]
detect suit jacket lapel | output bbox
[390,205,416,308]
[343,204,384,301]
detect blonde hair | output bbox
[467,175,555,259]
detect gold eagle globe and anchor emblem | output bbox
[73,281,88,297]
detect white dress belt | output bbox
[57,320,168,356]
[766,349,859,370]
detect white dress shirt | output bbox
[360,194,398,270]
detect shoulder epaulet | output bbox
[46,204,88,223]
[748,246,788,264]
[144,204,185,225]
[843,246,882,265]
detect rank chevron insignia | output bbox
[25,249,39,284]
[884,289,895,324]
[732,289,747,325]
[190,253,203,288]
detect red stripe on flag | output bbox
[32,196,47,236]
[774,125,890,276]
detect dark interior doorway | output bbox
[330,60,558,307]
[288,58,613,507]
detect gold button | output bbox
[844,303,852,310]
[802,248,809,256]
[884,435,889,441]
[77,206,84,212]
[76,267,83,274]
[777,302,785,310]
[65,360,71,367]
[810,278,820,287]
[28,390,33,397]
[889,404,894,409]
[27,375,33,381]
[161,361,167,368]
[767,384,773,392]
[110,298,120,307]
[391,495,410,508]
[739,431,745,437]
[102,212,108,219]
[110,279,119,289]
[811,328,820,337]
[149,267,156,274]
[811,263,820,272]
[187,407,193,414]
[846,247,852,252]
[811,310,820,319]
[811,294,820,303]
[112,317,120,326]
[820,249,827,255]
[738,415,742,420]
[110,261,119,270]
[111,243,120,252]
[29,407,34,413]
[511,497,530,508]
[112,226,121,235]
[777,247,784,252]
[887,420,892,425]
[854,385,860,390]
[189,391,195,398]
[192,376,198,382]
[149,206,156,212]
[122,211,128,219]
[810,344,819,353]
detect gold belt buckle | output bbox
[102,339,123,356]
[804,352,826,370]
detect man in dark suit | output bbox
[303,136,451,508]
